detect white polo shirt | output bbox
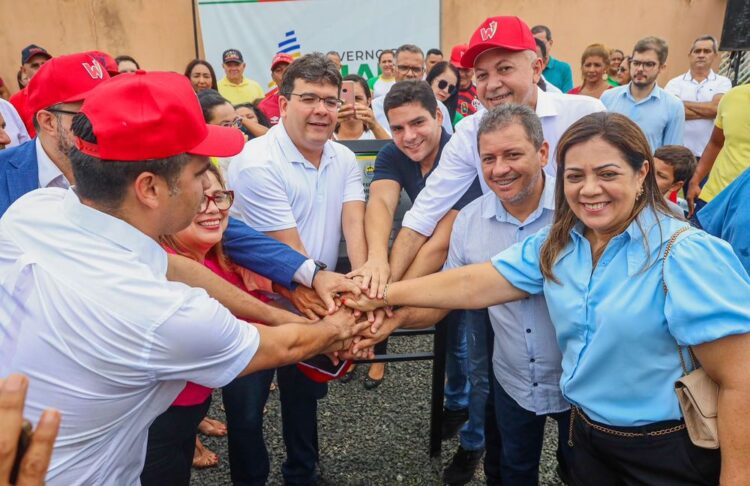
[401,88,605,236]
[665,70,732,156]
[0,189,259,486]
[227,121,365,269]
[372,95,454,136]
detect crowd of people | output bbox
[1,12,749,486]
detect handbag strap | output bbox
[661,226,696,376]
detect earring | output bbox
[636,186,644,199]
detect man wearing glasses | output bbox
[224,53,367,486]
[0,52,110,217]
[601,36,685,151]
[372,44,455,136]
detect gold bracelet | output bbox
[383,283,390,307]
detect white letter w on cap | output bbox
[480,21,498,41]
[82,60,104,79]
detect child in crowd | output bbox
[653,145,697,218]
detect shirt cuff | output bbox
[401,211,436,237]
[292,258,317,287]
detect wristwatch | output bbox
[311,260,327,284]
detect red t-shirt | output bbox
[457,84,480,117]
[9,88,36,138]
[258,89,280,126]
[171,253,270,407]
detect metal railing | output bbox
[719,51,749,85]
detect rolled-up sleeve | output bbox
[665,231,750,346]
[490,228,548,296]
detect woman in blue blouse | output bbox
[346,112,750,485]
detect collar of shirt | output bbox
[684,69,717,83]
[36,137,69,189]
[483,174,556,225]
[623,83,662,104]
[221,77,249,88]
[570,207,672,276]
[62,188,167,276]
[535,87,560,119]
[273,120,336,169]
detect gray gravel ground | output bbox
[192,335,564,485]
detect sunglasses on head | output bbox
[437,79,457,94]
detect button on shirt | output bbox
[35,138,70,189]
[227,121,365,269]
[665,70,732,156]
[492,209,750,426]
[0,189,259,485]
[445,177,567,414]
[401,88,605,237]
[601,83,685,151]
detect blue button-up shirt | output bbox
[446,177,568,415]
[601,83,685,151]
[492,209,750,426]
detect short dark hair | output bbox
[531,25,552,41]
[197,89,231,123]
[654,145,697,183]
[69,113,190,210]
[633,36,669,65]
[426,48,443,58]
[395,44,424,60]
[534,38,547,59]
[234,102,271,128]
[383,80,437,121]
[690,35,718,53]
[378,49,394,63]
[184,59,218,91]
[477,103,544,151]
[115,55,140,69]
[279,53,342,99]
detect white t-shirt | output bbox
[0,189,259,486]
[371,77,396,99]
[372,95,454,136]
[401,88,606,236]
[227,121,365,269]
[665,70,732,157]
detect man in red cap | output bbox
[9,44,54,136]
[258,52,294,126]
[0,52,111,217]
[0,70,366,485]
[450,44,480,118]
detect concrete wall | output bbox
[0,0,204,95]
[442,0,728,86]
[0,0,727,96]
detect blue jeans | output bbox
[458,309,490,451]
[222,364,326,486]
[444,311,469,411]
[484,377,571,486]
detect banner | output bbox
[198,0,440,92]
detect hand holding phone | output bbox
[341,80,356,114]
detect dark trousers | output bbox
[141,396,211,486]
[484,378,571,486]
[569,410,720,485]
[222,364,326,486]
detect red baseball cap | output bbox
[86,50,120,76]
[27,52,111,114]
[449,44,468,68]
[271,53,294,70]
[75,71,244,161]
[461,16,537,68]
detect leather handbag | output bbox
[663,226,720,449]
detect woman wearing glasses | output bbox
[615,56,632,86]
[426,62,462,126]
[334,74,390,141]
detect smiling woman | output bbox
[567,44,613,99]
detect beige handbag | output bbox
[663,226,720,449]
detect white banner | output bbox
[198,0,440,92]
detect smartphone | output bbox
[11,420,32,484]
[341,80,355,107]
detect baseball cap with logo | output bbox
[271,53,294,70]
[460,16,537,68]
[27,52,112,114]
[86,51,120,76]
[21,44,52,65]
[222,49,244,64]
[449,44,468,68]
[75,71,244,161]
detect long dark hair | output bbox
[425,62,459,124]
[539,112,671,282]
[184,59,218,91]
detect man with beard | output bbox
[0,52,110,216]
[601,36,684,151]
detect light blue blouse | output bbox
[492,209,750,426]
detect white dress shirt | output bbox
[0,189,259,485]
[402,88,605,236]
[665,69,732,156]
[372,95,454,136]
[0,98,31,148]
[227,121,365,269]
[35,138,70,188]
